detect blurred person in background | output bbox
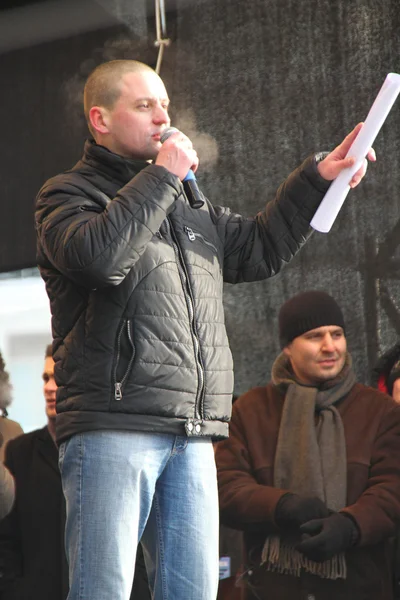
[0,344,68,600]
[372,341,400,599]
[371,342,400,403]
[0,351,22,520]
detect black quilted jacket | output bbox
[35,140,330,443]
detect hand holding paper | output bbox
[311,72,400,233]
[317,123,376,184]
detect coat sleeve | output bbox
[0,443,23,589]
[342,403,400,546]
[215,405,288,532]
[35,164,182,289]
[208,155,330,284]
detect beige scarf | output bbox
[261,352,356,580]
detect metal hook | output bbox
[154,0,171,74]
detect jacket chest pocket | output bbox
[182,226,222,278]
[184,226,219,253]
[113,319,136,401]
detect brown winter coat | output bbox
[215,382,400,600]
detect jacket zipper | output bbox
[164,219,205,421]
[114,319,135,401]
[184,226,219,253]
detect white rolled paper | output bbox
[311,72,400,233]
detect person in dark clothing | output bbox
[0,345,151,600]
[216,291,400,600]
[35,59,375,600]
[372,341,400,599]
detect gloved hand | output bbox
[296,513,359,562]
[274,493,330,530]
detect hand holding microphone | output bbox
[156,127,204,209]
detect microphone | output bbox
[160,127,204,209]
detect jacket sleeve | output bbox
[215,406,288,532]
[209,155,330,284]
[0,444,23,589]
[342,403,400,546]
[35,164,182,289]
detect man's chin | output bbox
[316,366,342,382]
[148,146,161,161]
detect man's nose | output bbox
[322,334,335,351]
[45,378,57,393]
[153,105,169,124]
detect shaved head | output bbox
[84,60,156,136]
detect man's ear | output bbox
[283,345,291,358]
[89,106,110,135]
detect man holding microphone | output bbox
[35,59,374,600]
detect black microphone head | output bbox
[160,127,180,144]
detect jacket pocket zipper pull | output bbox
[114,382,123,401]
[185,226,196,241]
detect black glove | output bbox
[274,493,330,530]
[296,513,359,562]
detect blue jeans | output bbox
[59,431,219,600]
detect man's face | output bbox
[43,357,57,420]
[284,325,347,385]
[101,70,170,160]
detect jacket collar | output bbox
[79,139,151,186]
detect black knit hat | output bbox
[279,290,345,348]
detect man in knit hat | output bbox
[215,290,400,600]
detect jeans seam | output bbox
[154,492,168,600]
[77,435,84,600]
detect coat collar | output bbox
[78,139,151,187]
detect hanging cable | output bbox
[154,0,170,74]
